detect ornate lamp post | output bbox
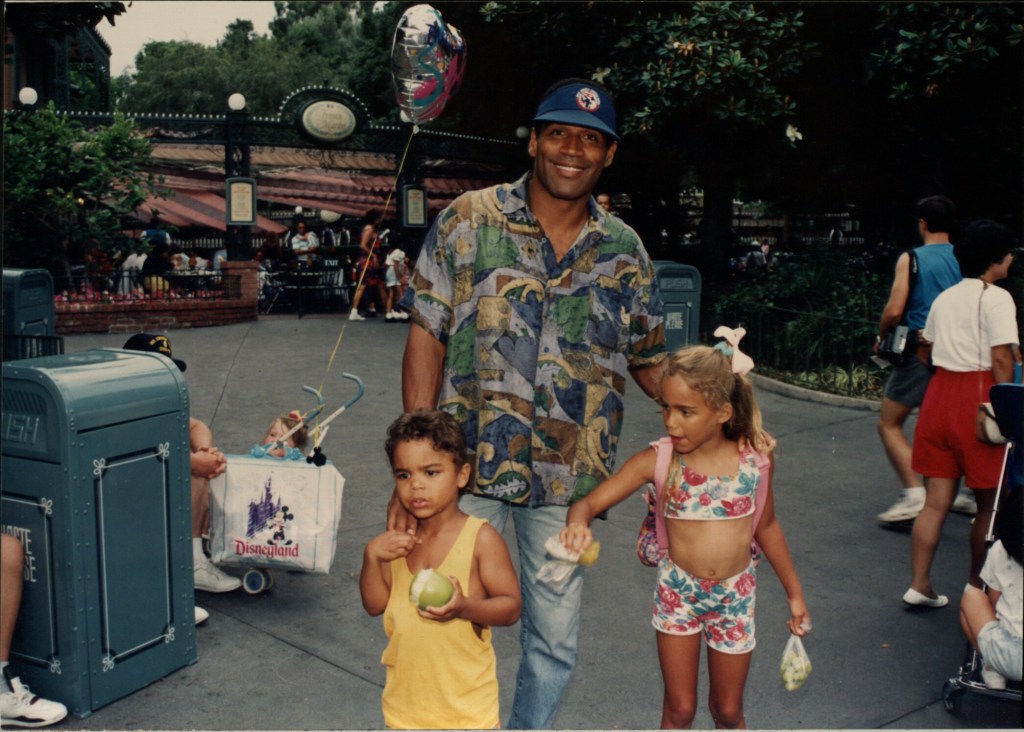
[224,92,253,261]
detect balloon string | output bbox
[314,125,419,431]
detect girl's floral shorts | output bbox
[652,557,756,654]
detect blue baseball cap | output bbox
[532,82,619,142]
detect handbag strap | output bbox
[650,438,771,553]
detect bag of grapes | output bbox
[780,634,812,691]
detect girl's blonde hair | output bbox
[271,412,309,450]
[664,345,775,454]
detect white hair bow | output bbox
[713,326,755,376]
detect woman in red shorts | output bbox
[905,220,1019,608]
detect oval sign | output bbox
[301,100,357,143]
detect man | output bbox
[395,79,666,729]
[122,334,241,623]
[874,196,966,523]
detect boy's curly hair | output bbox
[385,409,468,468]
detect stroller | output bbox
[941,382,1023,715]
[207,373,364,594]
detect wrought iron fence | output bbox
[715,304,885,399]
[54,269,241,304]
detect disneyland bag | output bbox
[208,454,345,574]
[780,634,812,691]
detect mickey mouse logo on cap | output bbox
[575,88,601,112]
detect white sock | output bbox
[193,537,205,563]
[905,486,926,500]
[1,661,8,673]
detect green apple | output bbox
[409,568,454,610]
[578,540,601,567]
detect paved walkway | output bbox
[53,314,1019,729]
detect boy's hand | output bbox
[192,447,226,479]
[386,491,418,535]
[559,522,592,556]
[366,530,417,563]
[418,576,465,622]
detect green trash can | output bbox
[2,268,62,361]
[1,349,197,718]
[653,261,701,352]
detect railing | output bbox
[715,304,884,399]
[54,269,241,303]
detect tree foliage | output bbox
[3,105,162,273]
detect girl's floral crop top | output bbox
[663,450,759,520]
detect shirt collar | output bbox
[503,172,605,232]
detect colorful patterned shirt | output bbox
[401,174,666,507]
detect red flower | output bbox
[699,493,712,507]
[725,622,746,641]
[724,496,752,517]
[683,466,706,486]
[658,585,682,612]
[708,626,725,643]
[735,572,755,597]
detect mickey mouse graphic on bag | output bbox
[268,505,295,546]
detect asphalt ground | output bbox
[49,313,1021,730]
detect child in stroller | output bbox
[260,411,310,458]
[959,487,1022,690]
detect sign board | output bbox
[402,185,427,228]
[225,177,257,226]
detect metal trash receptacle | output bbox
[653,261,701,352]
[2,268,62,362]
[1,349,197,718]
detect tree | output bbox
[3,104,162,278]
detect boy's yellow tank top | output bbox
[381,515,498,730]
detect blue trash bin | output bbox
[2,268,62,361]
[653,261,701,352]
[1,348,197,718]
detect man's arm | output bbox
[628,359,665,401]
[402,323,446,410]
[877,252,911,344]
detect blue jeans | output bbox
[460,494,583,730]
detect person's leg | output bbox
[968,488,996,587]
[907,476,957,601]
[506,504,582,730]
[706,649,753,729]
[192,475,240,593]
[877,396,920,488]
[1,535,25,664]
[959,586,996,651]
[657,632,702,729]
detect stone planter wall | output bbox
[55,261,260,335]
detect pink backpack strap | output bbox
[650,437,675,554]
[749,448,771,534]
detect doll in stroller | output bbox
[942,382,1023,715]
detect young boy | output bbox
[360,410,521,730]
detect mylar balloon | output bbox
[391,4,466,125]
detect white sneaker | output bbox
[981,664,1007,690]
[877,491,925,523]
[348,310,365,321]
[951,492,977,516]
[397,311,409,320]
[385,311,395,320]
[1,673,68,728]
[195,606,209,626]
[194,554,241,593]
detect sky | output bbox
[97,1,280,76]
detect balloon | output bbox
[391,4,466,125]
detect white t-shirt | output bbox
[980,539,1023,639]
[923,278,1019,372]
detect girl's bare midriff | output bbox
[666,515,754,580]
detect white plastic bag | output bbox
[780,634,812,691]
[536,535,583,592]
[208,454,344,574]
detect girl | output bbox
[260,411,309,458]
[562,339,811,729]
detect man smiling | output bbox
[395,78,666,728]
